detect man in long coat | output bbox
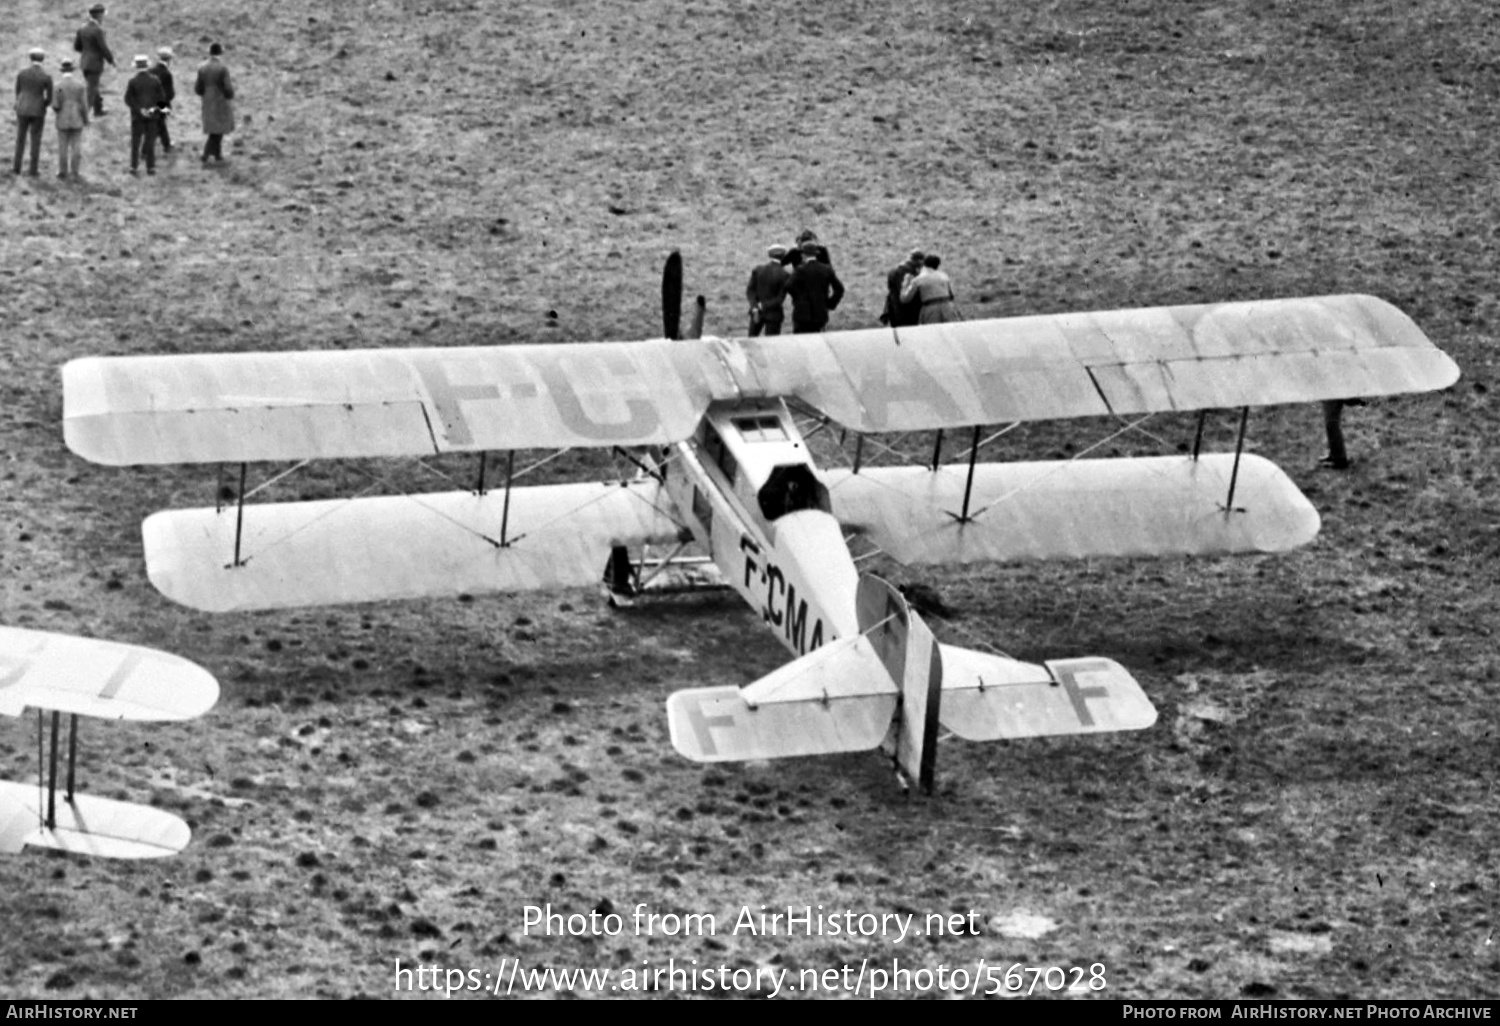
[52,58,89,178]
[194,43,235,163]
[13,49,52,177]
[73,4,114,116]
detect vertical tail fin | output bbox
[855,575,943,794]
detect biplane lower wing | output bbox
[667,636,899,763]
[143,479,686,612]
[0,627,218,721]
[0,781,190,859]
[826,453,1319,566]
[938,646,1157,740]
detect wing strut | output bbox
[1223,406,1250,514]
[499,451,516,547]
[66,714,77,804]
[232,462,248,567]
[474,452,488,496]
[930,429,944,470]
[36,710,80,830]
[1192,410,1208,460]
[942,425,984,525]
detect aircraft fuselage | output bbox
[662,400,857,658]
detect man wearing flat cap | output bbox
[784,240,846,334]
[882,248,926,328]
[746,244,792,337]
[123,54,164,175]
[150,48,176,153]
[74,3,115,116]
[13,49,52,177]
[53,58,89,178]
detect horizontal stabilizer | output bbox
[667,636,898,762]
[0,781,191,859]
[940,652,1157,741]
[143,479,685,612]
[828,454,1318,566]
[0,627,218,721]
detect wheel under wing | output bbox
[826,453,1319,565]
[0,626,218,721]
[143,478,687,612]
[0,781,190,859]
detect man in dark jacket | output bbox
[882,249,926,327]
[13,48,52,176]
[123,55,164,175]
[149,48,175,153]
[73,3,114,116]
[746,244,791,336]
[785,241,845,334]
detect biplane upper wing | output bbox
[0,627,218,721]
[142,478,687,611]
[826,453,1320,565]
[63,295,1455,466]
[62,341,740,465]
[746,294,1459,431]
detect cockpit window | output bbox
[701,422,737,481]
[731,415,787,443]
[758,464,831,521]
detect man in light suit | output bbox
[52,58,89,178]
[74,3,115,116]
[14,48,52,177]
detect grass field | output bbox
[1,0,1495,999]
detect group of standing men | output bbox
[12,4,236,179]
[745,230,846,336]
[745,232,961,337]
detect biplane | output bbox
[60,291,1457,791]
[0,627,218,857]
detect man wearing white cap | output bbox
[53,58,89,178]
[149,48,175,153]
[13,48,53,177]
[123,54,164,175]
